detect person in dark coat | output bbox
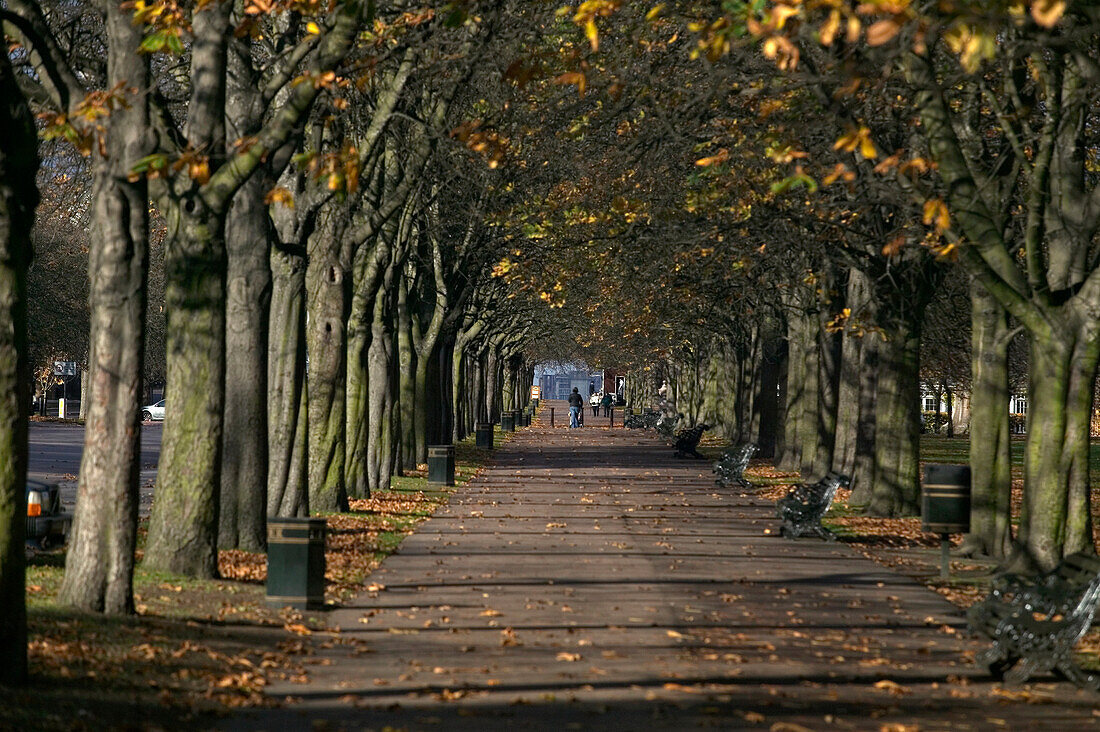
[600,391,613,417]
[568,387,584,428]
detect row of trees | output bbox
[490,1,1100,576]
[0,0,568,686]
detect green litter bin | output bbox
[428,444,455,486]
[266,517,326,610]
[475,422,494,449]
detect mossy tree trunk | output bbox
[266,225,308,517]
[306,208,349,513]
[960,280,1012,559]
[867,308,923,517]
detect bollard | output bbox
[475,422,494,449]
[550,407,555,427]
[266,517,327,610]
[427,444,455,486]
[610,408,614,428]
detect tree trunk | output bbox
[833,271,867,477]
[867,316,922,517]
[59,1,149,611]
[847,333,878,506]
[367,281,395,495]
[144,0,233,579]
[1013,329,1099,571]
[144,197,227,578]
[753,321,783,458]
[960,281,1012,559]
[306,212,349,513]
[219,33,271,551]
[780,310,806,472]
[266,232,308,517]
[396,275,416,472]
[0,48,38,685]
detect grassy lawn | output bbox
[8,428,499,730]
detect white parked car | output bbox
[141,399,165,422]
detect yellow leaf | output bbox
[264,186,294,208]
[819,10,840,45]
[846,16,861,43]
[306,21,321,34]
[1030,0,1066,27]
[695,149,729,167]
[585,18,599,51]
[646,4,664,21]
[859,135,878,160]
[922,199,951,232]
[771,5,799,29]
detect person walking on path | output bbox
[568,387,584,428]
[590,391,601,417]
[600,391,613,417]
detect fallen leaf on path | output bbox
[284,624,312,636]
[873,679,911,695]
[556,652,581,662]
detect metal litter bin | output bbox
[266,517,326,610]
[501,411,516,432]
[428,444,455,486]
[475,422,493,449]
[922,464,971,579]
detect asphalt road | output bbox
[28,421,162,516]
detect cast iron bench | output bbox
[775,471,850,540]
[655,413,680,440]
[673,423,711,459]
[967,554,1100,689]
[625,409,661,430]
[713,443,758,489]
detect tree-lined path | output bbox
[232,402,1100,730]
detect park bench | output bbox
[625,409,661,430]
[713,443,758,489]
[654,413,680,440]
[673,423,711,459]
[775,471,850,540]
[967,554,1100,689]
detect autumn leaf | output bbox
[554,71,587,97]
[264,186,295,208]
[873,679,911,695]
[695,149,729,167]
[284,623,312,636]
[1030,0,1066,27]
[555,652,581,661]
[922,198,951,232]
[882,235,906,257]
[866,19,901,46]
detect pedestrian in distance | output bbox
[590,390,600,417]
[600,391,613,417]
[568,387,584,428]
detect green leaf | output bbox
[139,32,166,53]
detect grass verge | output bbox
[6,434,495,730]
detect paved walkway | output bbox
[234,401,1100,730]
